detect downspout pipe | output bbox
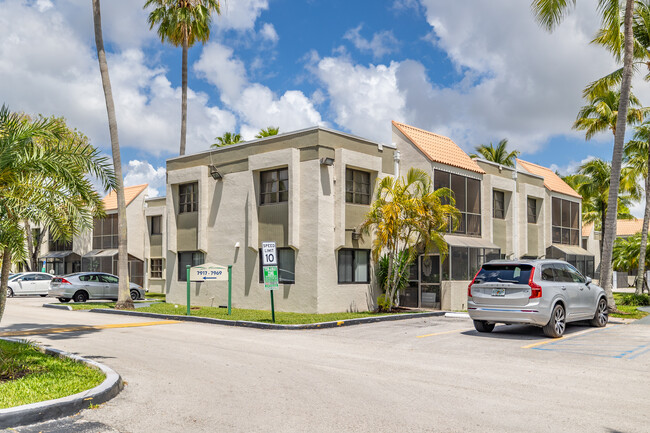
[393,150,401,177]
[512,170,518,259]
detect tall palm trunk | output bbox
[636,152,650,295]
[92,0,133,309]
[600,0,635,311]
[0,248,12,323]
[180,38,188,156]
[24,220,34,272]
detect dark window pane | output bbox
[541,265,555,281]
[151,216,161,235]
[338,250,353,283]
[562,228,570,244]
[346,168,372,205]
[570,229,579,246]
[476,264,533,284]
[434,170,449,191]
[561,200,570,227]
[451,247,469,280]
[527,198,537,223]
[260,168,289,204]
[467,214,481,237]
[570,202,580,229]
[493,191,505,219]
[552,198,561,226]
[420,255,440,284]
[552,227,561,243]
[451,174,466,212]
[278,248,295,283]
[453,213,467,234]
[466,178,480,214]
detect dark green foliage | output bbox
[619,293,650,306]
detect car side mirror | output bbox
[585,276,592,285]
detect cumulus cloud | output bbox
[344,25,399,59]
[0,1,236,157]
[195,42,325,140]
[549,156,596,176]
[313,57,406,142]
[217,0,269,31]
[260,23,279,43]
[124,160,167,198]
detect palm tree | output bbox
[573,89,645,138]
[0,106,114,323]
[612,233,650,293]
[532,0,637,312]
[255,126,280,138]
[359,168,459,310]
[93,0,133,310]
[144,0,221,156]
[624,121,650,294]
[470,139,519,167]
[575,159,639,256]
[212,132,242,148]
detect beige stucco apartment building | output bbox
[391,121,594,311]
[38,184,149,286]
[160,127,395,313]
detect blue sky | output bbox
[1,0,647,213]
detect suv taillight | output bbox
[468,270,481,297]
[528,267,542,298]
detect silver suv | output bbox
[467,260,608,338]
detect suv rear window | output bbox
[475,264,533,284]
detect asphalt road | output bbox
[1,297,649,433]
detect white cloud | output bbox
[0,1,236,158]
[549,156,596,176]
[195,42,325,139]
[217,0,269,32]
[260,23,279,43]
[344,25,398,59]
[408,0,633,153]
[124,160,166,198]
[314,57,405,142]
[392,0,420,12]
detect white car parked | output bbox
[7,272,54,297]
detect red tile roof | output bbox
[392,121,485,174]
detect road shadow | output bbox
[0,323,103,340]
[460,322,594,341]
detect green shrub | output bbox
[619,294,650,306]
[376,294,392,312]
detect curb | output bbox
[0,338,123,429]
[42,303,72,311]
[444,312,470,319]
[86,308,446,330]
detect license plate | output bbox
[492,288,506,297]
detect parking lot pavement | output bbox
[2,297,649,433]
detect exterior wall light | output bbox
[209,165,222,180]
[320,157,335,166]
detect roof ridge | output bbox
[392,120,453,142]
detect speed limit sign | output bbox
[261,242,277,266]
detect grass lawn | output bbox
[0,340,105,409]
[145,292,166,301]
[611,293,649,320]
[60,302,413,324]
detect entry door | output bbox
[420,255,441,309]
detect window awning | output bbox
[444,235,499,250]
[83,249,119,258]
[548,244,593,257]
[39,251,78,259]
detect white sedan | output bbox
[7,272,54,297]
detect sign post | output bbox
[186,265,191,316]
[261,242,278,323]
[188,263,232,315]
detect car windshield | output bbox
[474,264,533,284]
